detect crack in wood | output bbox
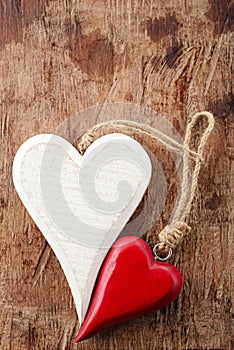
[32,242,51,286]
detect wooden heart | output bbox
[76,236,182,341]
[13,133,151,322]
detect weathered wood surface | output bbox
[0,1,233,349]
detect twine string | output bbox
[77,112,214,254]
[158,112,215,253]
[78,120,203,162]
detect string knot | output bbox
[78,130,94,154]
[158,222,191,253]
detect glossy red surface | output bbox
[76,236,182,342]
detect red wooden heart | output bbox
[76,236,182,342]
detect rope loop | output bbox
[76,111,215,258]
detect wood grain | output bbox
[0,0,233,349]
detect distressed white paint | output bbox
[13,133,151,323]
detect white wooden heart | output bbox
[13,133,151,323]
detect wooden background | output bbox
[0,0,233,349]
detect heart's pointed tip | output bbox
[75,329,86,342]
[75,323,94,342]
[75,333,83,343]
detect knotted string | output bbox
[76,111,215,255]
